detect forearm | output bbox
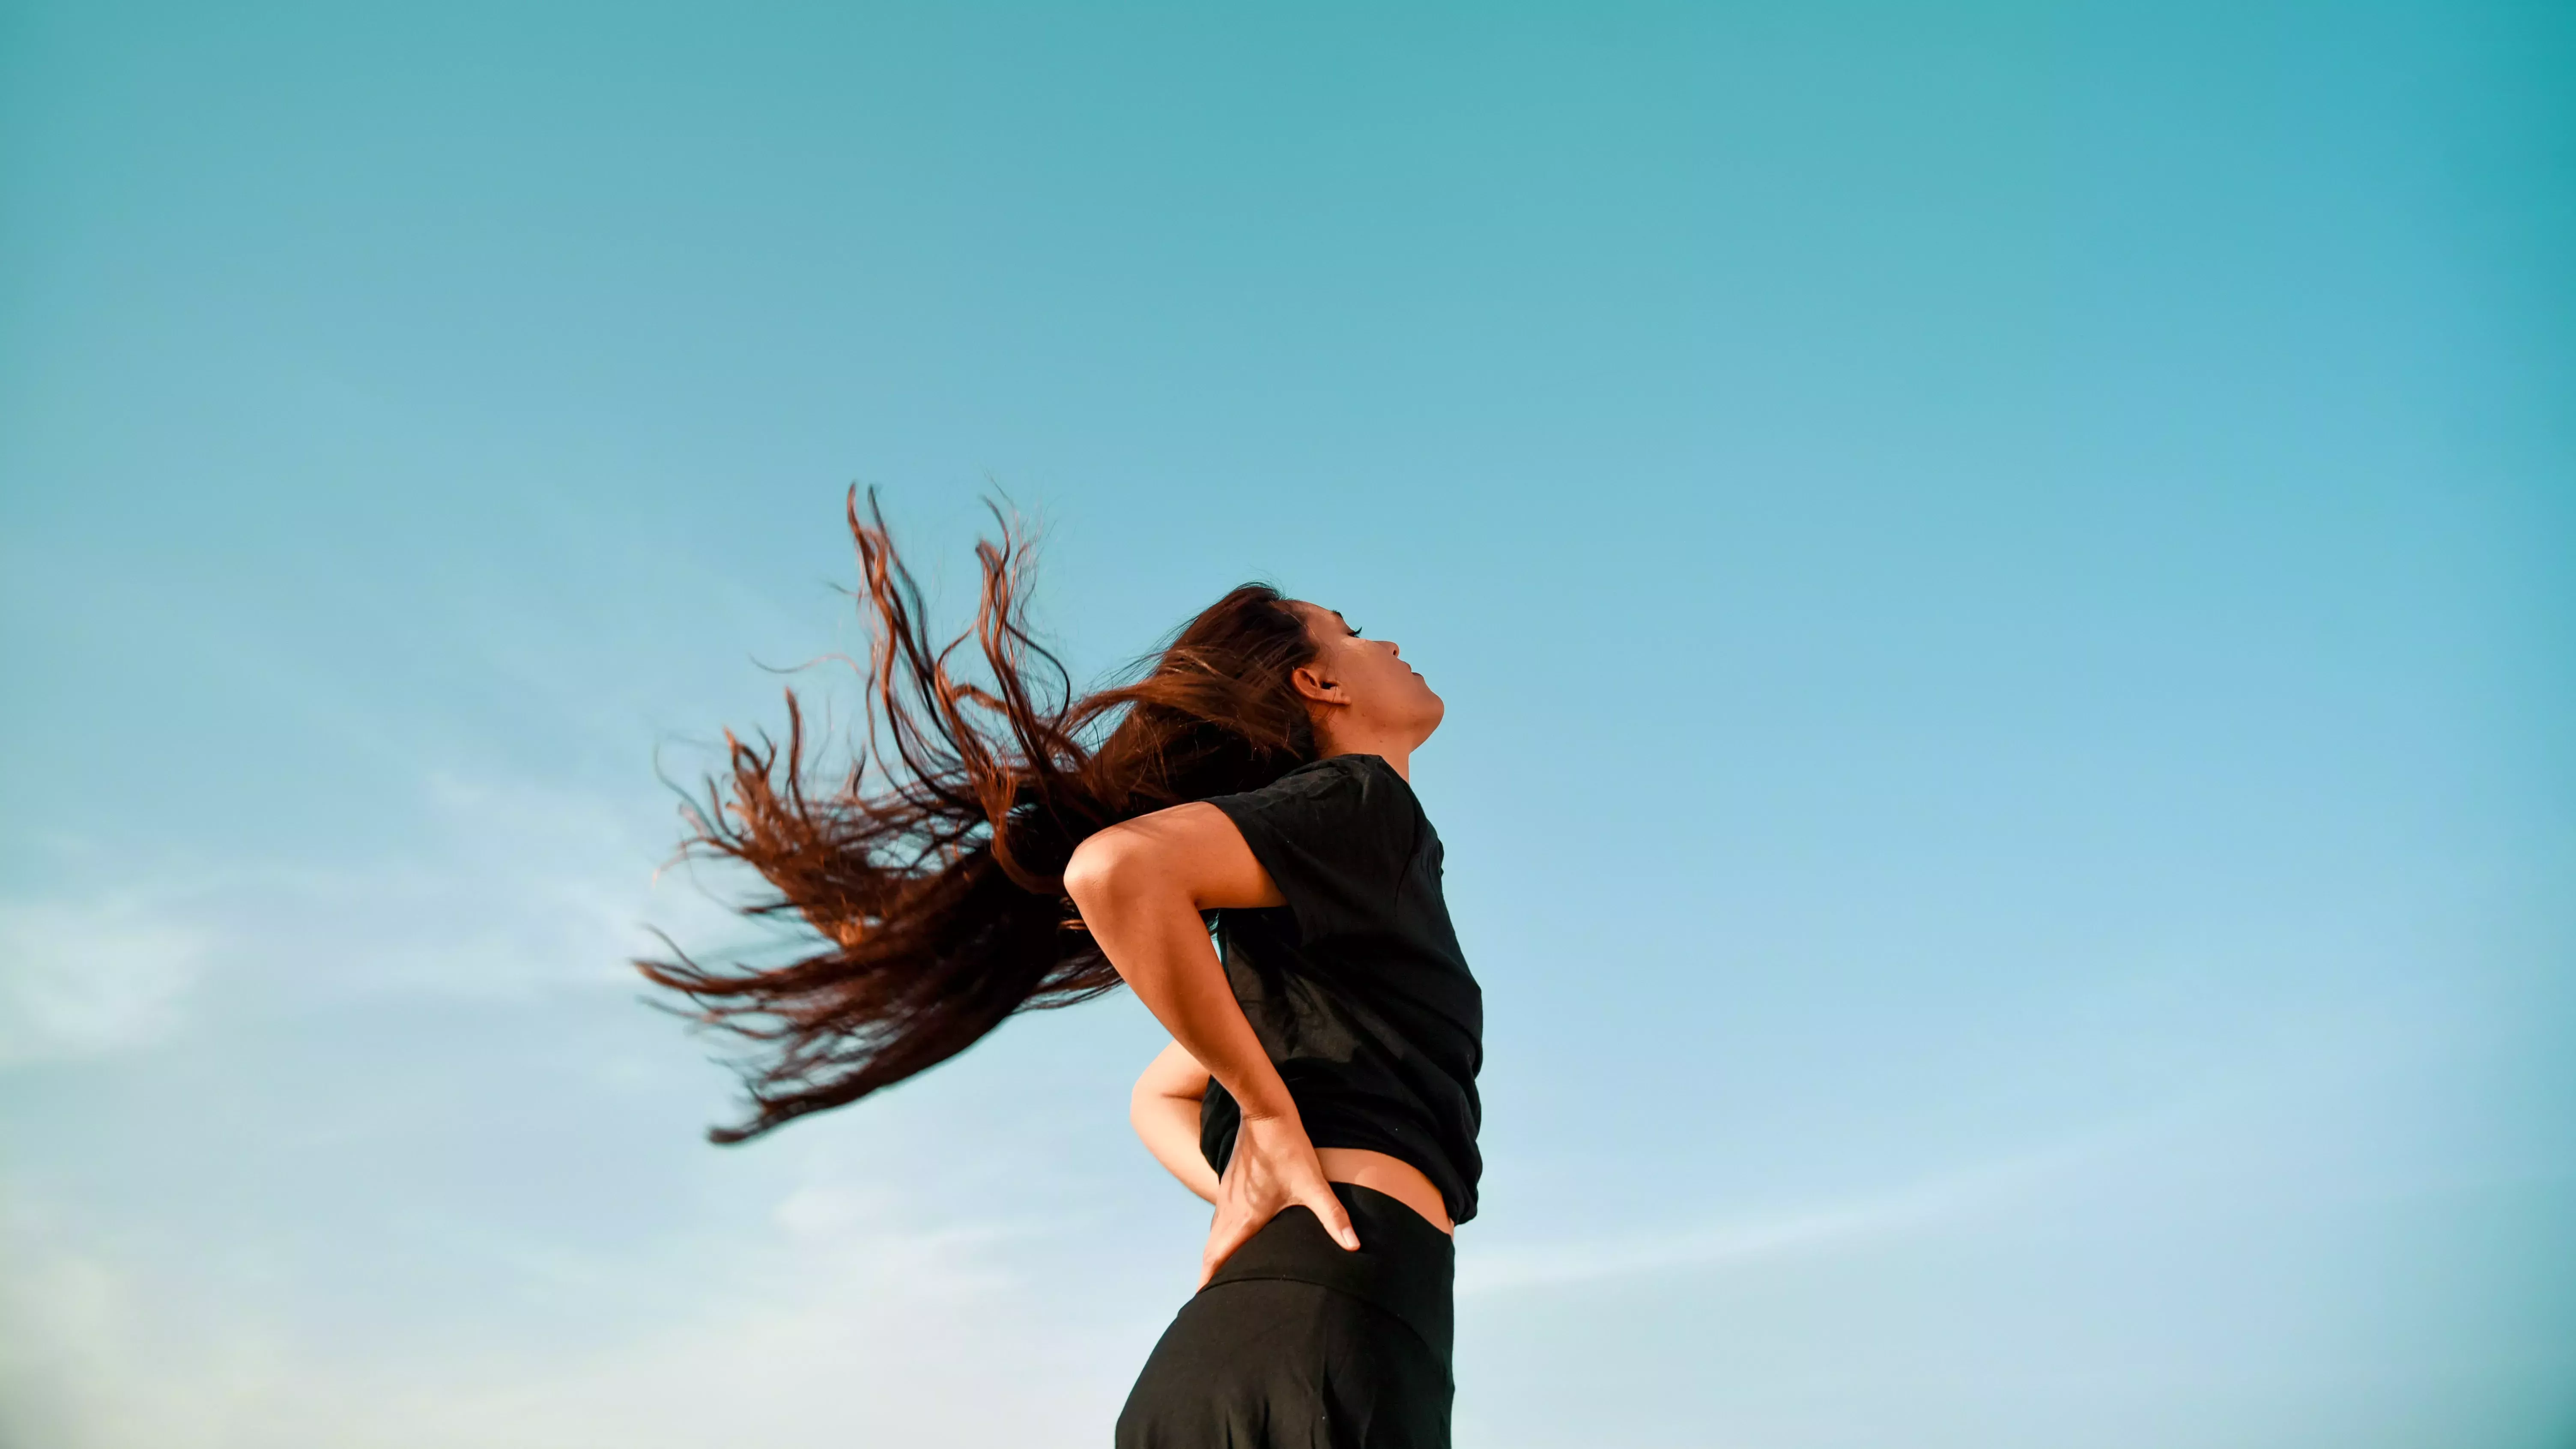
[1076,875,1298,1123]
[1132,1089,1221,1202]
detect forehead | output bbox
[1287,600,1350,634]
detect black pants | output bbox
[1116,1183,1456,1449]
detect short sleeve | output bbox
[1206,754,1419,944]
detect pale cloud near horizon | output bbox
[0,964,2540,1449]
[0,1158,1138,1449]
[0,767,1144,1449]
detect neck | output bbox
[1316,724,1414,780]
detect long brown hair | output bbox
[639,490,1321,1143]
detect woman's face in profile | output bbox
[1293,601,1445,743]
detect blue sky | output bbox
[3,3,2570,1445]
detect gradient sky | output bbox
[3,3,2571,1446]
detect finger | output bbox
[1309,1188,1361,1252]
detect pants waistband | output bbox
[1202,1181,1456,1362]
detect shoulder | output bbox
[1242,754,1418,819]
[1210,753,1422,866]
[1210,756,1427,939]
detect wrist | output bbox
[1233,1099,1306,1134]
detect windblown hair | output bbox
[639,490,1321,1143]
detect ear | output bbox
[1289,661,1345,707]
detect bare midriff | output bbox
[1316,1146,1453,1234]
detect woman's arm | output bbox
[1064,802,1361,1284]
[1132,1039,1221,1203]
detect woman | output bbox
[641,492,1481,1447]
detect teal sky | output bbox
[3,3,2571,1446]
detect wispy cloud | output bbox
[0,896,212,1064]
[0,759,1155,1448]
[1454,993,2487,1302]
[1457,1132,2126,1296]
[0,769,755,1064]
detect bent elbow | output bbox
[1127,1078,1161,1127]
[1062,828,1146,915]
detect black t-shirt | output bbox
[1197,752,1486,1225]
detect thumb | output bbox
[1310,1187,1361,1252]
